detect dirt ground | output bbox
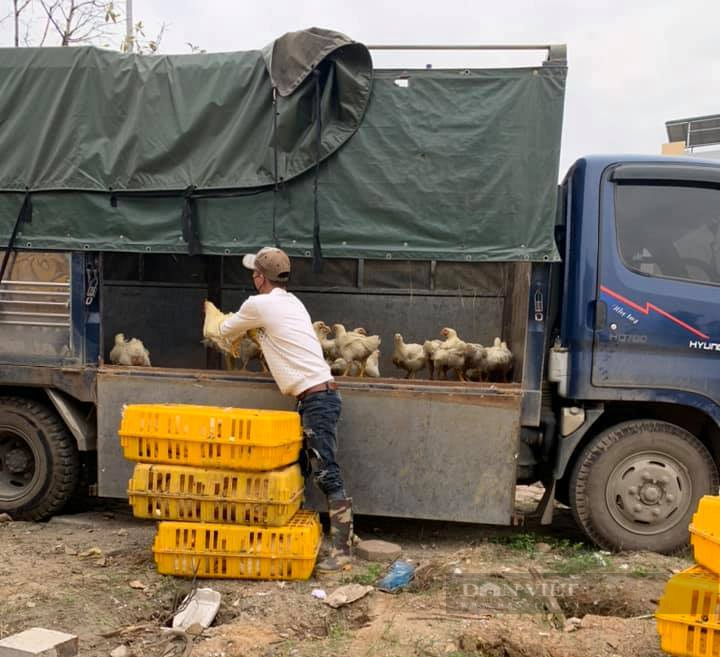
[0,486,688,657]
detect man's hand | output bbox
[203,299,232,340]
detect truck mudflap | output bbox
[96,367,522,525]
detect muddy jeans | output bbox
[297,389,345,500]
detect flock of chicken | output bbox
[313,322,381,377]
[110,301,514,384]
[314,322,513,382]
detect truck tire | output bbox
[0,397,80,520]
[569,420,718,554]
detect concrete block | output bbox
[355,539,402,562]
[0,628,78,657]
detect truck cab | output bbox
[549,155,720,552]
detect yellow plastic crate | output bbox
[119,404,302,470]
[128,463,304,526]
[691,496,720,574]
[153,510,322,580]
[656,565,720,657]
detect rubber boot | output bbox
[316,497,353,572]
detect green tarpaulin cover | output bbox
[0,28,566,261]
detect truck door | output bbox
[592,163,720,401]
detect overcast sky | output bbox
[3,0,719,173]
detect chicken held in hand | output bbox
[203,300,265,371]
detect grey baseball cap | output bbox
[242,247,291,282]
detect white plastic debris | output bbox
[311,589,327,600]
[172,588,221,631]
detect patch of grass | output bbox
[550,537,586,552]
[543,537,608,575]
[627,566,666,580]
[496,533,537,553]
[553,550,606,575]
[343,562,384,585]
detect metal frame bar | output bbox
[0,289,69,297]
[368,44,554,51]
[0,299,69,307]
[102,279,504,298]
[0,310,69,318]
[0,319,69,327]
[367,43,567,64]
[0,280,69,287]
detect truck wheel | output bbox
[569,420,718,553]
[0,397,79,520]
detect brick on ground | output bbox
[355,539,402,562]
[0,628,78,657]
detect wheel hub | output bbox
[5,448,32,475]
[0,429,38,499]
[639,483,661,504]
[606,453,690,534]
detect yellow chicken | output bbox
[333,324,381,377]
[313,321,338,361]
[109,333,151,367]
[485,337,514,382]
[202,300,264,371]
[392,333,426,379]
[431,327,467,381]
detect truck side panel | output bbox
[97,369,521,524]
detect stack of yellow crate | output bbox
[119,404,321,580]
[656,496,720,655]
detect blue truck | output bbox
[0,32,718,554]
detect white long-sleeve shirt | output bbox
[219,287,332,396]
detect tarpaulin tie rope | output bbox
[312,69,323,273]
[181,185,201,256]
[0,191,32,286]
[271,86,280,248]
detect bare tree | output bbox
[39,0,118,46]
[4,0,172,52]
[13,0,32,47]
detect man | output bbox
[208,246,352,572]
